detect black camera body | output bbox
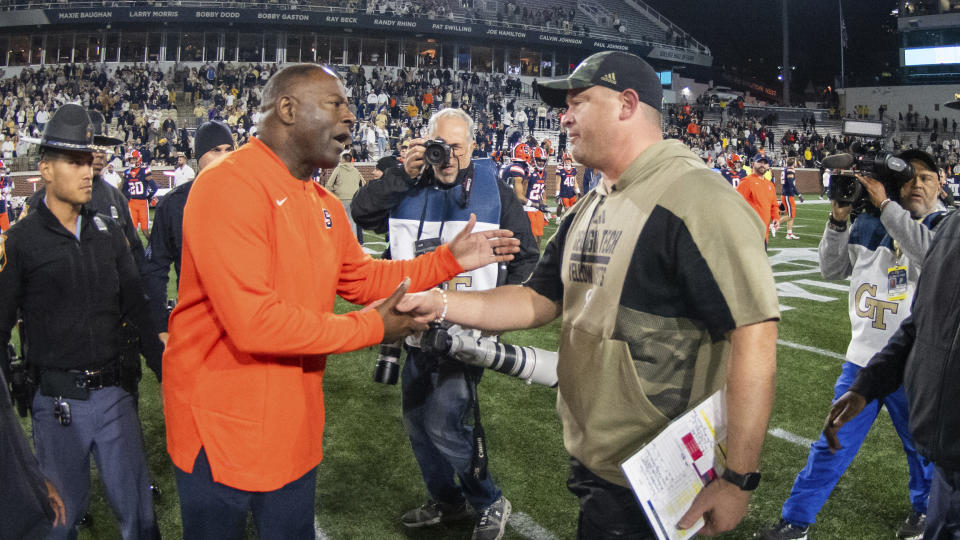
[422,139,452,167]
[826,144,915,209]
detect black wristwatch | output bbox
[721,467,761,491]
[827,215,848,232]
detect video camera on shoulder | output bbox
[823,120,914,211]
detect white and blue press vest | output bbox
[389,158,502,294]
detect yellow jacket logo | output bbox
[600,73,617,85]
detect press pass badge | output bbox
[888,265,908,301]
[414,237,442,256]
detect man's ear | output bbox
[619,89,640,121]
[38,159,52,183]
[276,96,298,126]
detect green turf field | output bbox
[15,197,923,539]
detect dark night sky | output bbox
[642,0,901,91]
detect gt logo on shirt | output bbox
[854,282,898,330]
[322,209,332,228]
[446,275,473,291]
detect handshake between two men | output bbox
[366,213,523,343]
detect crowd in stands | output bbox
[8,60,960,181]
[352,0,452,19]
[1,63,182,166]
[662,102,960,179]
[662,104,780,167]
[339,64,565,161]
[1,61,569,170]
[480,3,578,32]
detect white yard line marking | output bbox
[315,516,329,539]
[777,339,846,361]
[776,260,819,268]
[779,304,795,312]
[510,511,559,540]
[768,427,816,448]
[792,279,849,292]
[776,282,838,302]
[773,269,825,278]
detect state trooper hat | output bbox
[535,51,663,112]
[87,109,123,148]
[40,103,98,153]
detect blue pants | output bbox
[174,448,316,540]
[401,349,501,512]
[781,361,933,527]
[926,466,960,539]
[31,386,157,540]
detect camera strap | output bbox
[467,366,489,481]
[458,164,475,209]
[414,189,448,242]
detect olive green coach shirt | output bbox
[524,139,780,486]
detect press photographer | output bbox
[351,108,538,540]
[759,149,946,540]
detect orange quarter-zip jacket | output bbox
[736,173,780,241]
[163,137,463,491]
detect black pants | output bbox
[926,466,960,539]
[567,457,656,539]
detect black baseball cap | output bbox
[897,149,938,175]
[535,51,663,112]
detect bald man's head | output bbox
[256,63,356,176]
[260,64,342,120]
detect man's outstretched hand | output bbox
[823,390,867,452]
[448,214,521,271]
[371,278,430,342]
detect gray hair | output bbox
[427,107,476,140]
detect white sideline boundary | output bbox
[768,427,816,448]
[510,511,559,540]
[315,517,329,540]
[777,339,846,361]
[770,339,842,449]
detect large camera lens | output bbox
[423,141,451,166]
[373,343,402,385]
[829,173,863,204]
